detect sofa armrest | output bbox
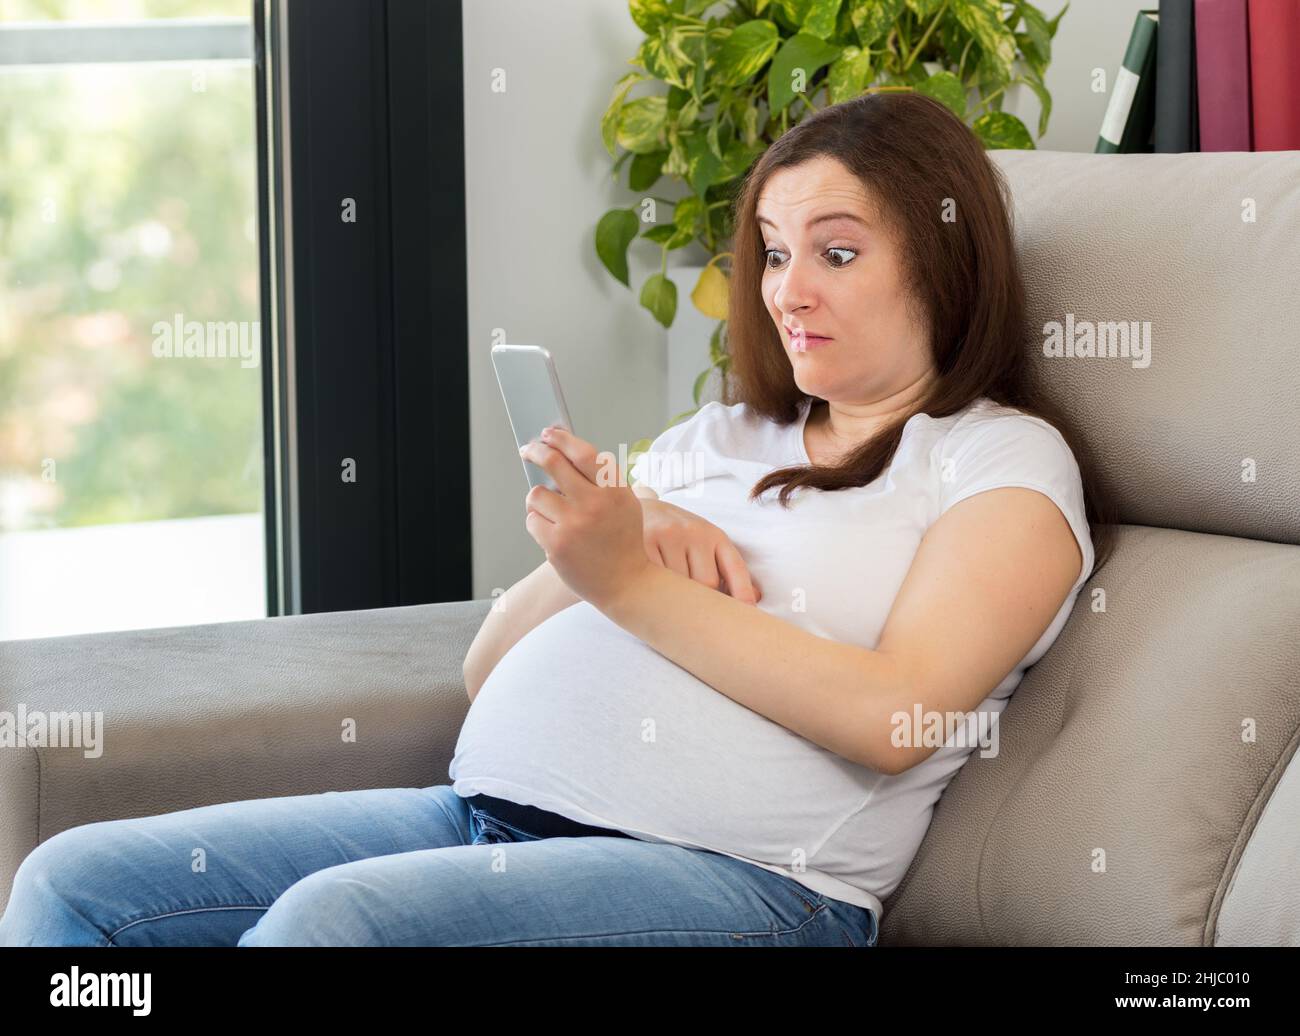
[1215,738,1300,947]
[0,598,492,908]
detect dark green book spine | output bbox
[1096,11,1160,153]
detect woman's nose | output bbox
[772,256,816,314]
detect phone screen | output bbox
[491,345,574,491]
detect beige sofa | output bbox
[1,149,1297,945]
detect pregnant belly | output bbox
[449,602,879,865]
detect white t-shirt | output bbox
[450,396,1094,921]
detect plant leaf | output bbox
[675,94,702,129]
[905,0,946,17]
[629,149,668,191]
[709,320,728,364]
[692,366,711,406]
[916,70,965,119]
[1018,2,1051,65]
[802,0,844,39]
[1018,70,1051,138]
[707,111,724,160]
[601,71,646,157]
[1014,31,1047,80]
[691,263,730,319]
[672,194,705,247]
[617,95,669,153]
[1046,0,1068,38]
[663,132,689,176]
[683,133,724,195]
[826,43,873,103]
[951,0,1016,71]
[679,30,710,102]
[596,208,640,286]
[629,0,673,34]
[851,0,905,48]
[768,31,843,112]
[637,31,689,89]
[972,110,1034,149]
[641,272,679,327]
[975,43,1013,87]
[719,138,766,179]
[642,223,679,243]
[715,19,781,86]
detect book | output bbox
[1248,0,1300,150]
[1096,11,1160,153]
[1195,0,1253,151]
[1155,0,1199,151]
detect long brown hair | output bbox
[724,91,1117,575]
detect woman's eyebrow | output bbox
[757,211,870,231]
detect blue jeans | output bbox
[0,784,878,947]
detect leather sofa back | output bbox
[879,150,1300,945]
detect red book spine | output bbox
[1248,0,1300,150]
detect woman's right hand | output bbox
[638,498,761,605]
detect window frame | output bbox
[257,0,472,615]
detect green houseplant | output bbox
[597,0,1067,462]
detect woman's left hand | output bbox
[518,425,654,612]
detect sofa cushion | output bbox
[879,526,1300,945]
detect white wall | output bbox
[462,0,678,599]
[461,0,1150,600]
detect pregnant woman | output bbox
[0,92,1115,948]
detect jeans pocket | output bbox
[469,808,514,845]
[786,881,823,916]
[759,873,828,932]
[823,900,878,948]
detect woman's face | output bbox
[757,155,933,404]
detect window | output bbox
[0,1,264,639]
[0,0,471,640]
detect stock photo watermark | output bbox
[151,313,260,369]
[609,445,708,496]
[50,967,150,1015]
[1043,313,1152,369]
[0,703,104,759]
[890,704,1000,760]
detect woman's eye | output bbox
[763,247,857,270]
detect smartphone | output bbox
[491,344,575,491]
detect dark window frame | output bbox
[256,0,470,616]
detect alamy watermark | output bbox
[0,704,103,759]
[890,704,1000,760]
[151,313,260,369]
[50,967,150,1015]
[1043,312,1151,369]
[600,445,708,497]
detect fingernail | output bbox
[540,427,553,442]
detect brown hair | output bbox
[724,91,1117,575]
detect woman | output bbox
[0,92,1115,948]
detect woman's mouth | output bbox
[788,328,832,352]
